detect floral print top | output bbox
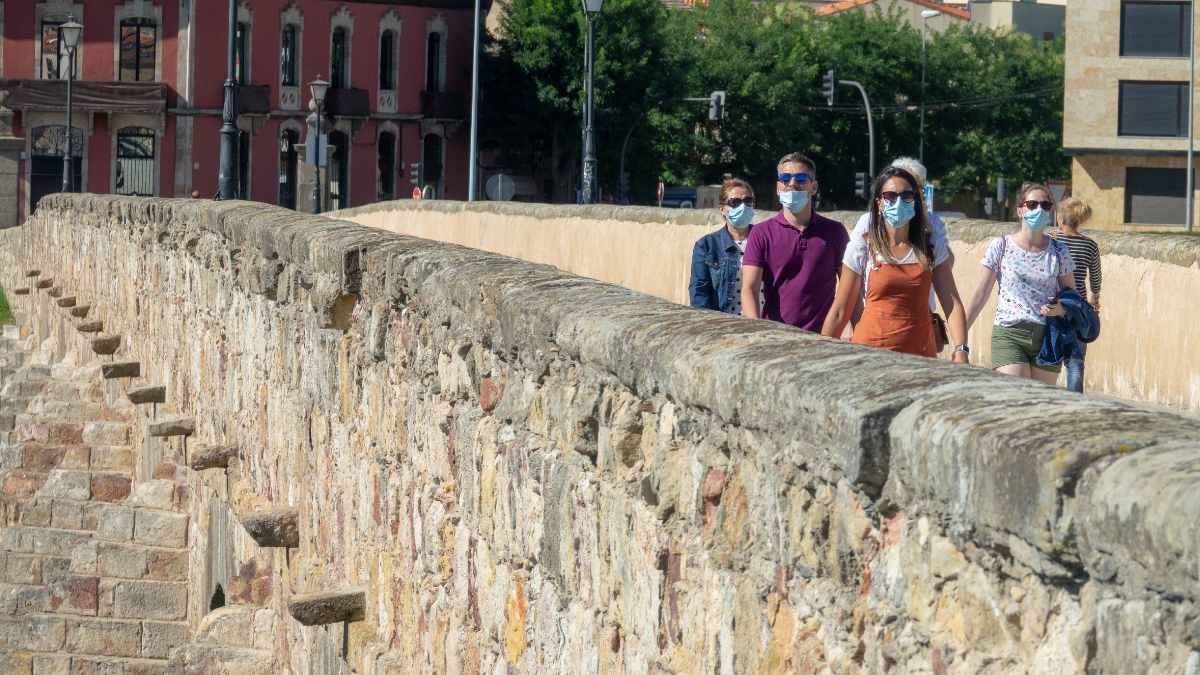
[982,235,1074,327]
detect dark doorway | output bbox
[329,130,349,210]
[29,125,82,211]
[422,134,443,197]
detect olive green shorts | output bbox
[991,322,1062,373]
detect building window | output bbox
[426,32,442,92]
[1121,2,1190,58]
[279,128,299,209]
[238,130,250,199]
[119,18,156,81]
[115,127,156,196]
[1125,167,1186,225]
[1118,81,1188,137]
[378,131,396,200]
[40,19,68,79]
[331,27,348,88]
[235,21,249,84]
[281,25,298,87]
[380,30,396,90]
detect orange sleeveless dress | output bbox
[851,255,936,358]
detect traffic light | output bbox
[708,90,726,122]
[822,68,838,107]
[409,162,421,185]
[854,171,868,200]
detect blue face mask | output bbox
[727,204,754,228]
[1023,208,1051,232]
[882,197,916,227]
[779,190,810,214]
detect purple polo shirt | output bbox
[742,210,849,331]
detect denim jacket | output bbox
[690,225,748,314]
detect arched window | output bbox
[425,32,441,93]
[279,128,299,209]
[115,127,156,196]
[331,27,348,88]
[281,25,298,87]
[377,131,396,200]
[119,18,157,82]
[379,30,396,91]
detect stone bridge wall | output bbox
[340,201,1200,411]
[1,195,1199,674]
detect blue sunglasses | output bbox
[777,172,810,185]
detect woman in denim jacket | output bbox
[689,179,756,314]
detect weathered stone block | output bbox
[3,471,48,499]
[12,287,29,295]
[0,615,65,651]
[89,446,133,472]
[90,474,132,503]
[46,575,99,615]
[89,335,121,356]
[31,530,89,557]
[69,304,90,318]
[133,511,187,548]
[39,470,89,500]
[287,588,366,625]
[4,554,42,585]
[77,321,103,334]
[189,444,238,471]
[35,279,53,289]
[54,296,76,308]
[100,362,138,379]
[24,270,39,277]
[126,480,175,511]
[46,287,62,298]
[50,501,83,530]
[81,422,129,446]
[140,620,187,658]
[64,617,142,657]
[127,385,165,405]
[112,580,187,620]
[147,416,193,438]
[31,654,70,675]
[240,508,299,548]
[145,549,187,581]
[97,543,148,579]
[87,504,134,542]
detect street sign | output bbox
[304,133,328,167]
[1047,180,1069,203]
[412,186,422,199]
[656,181,664,207]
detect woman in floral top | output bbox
[965,182,1075,384]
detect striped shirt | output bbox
[1053,232,1102,296]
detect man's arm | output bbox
[741,265,764,320]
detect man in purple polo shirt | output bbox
[741,152,849,331]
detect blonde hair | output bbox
[1058,197,1092,228]
[718,178,754,206]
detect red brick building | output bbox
[0,0,476,227]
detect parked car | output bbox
[660,186,697,208]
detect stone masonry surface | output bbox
[0,194,1199,673]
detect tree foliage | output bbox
[484,0,1067,208]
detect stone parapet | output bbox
[2,194,1199,672]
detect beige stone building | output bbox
[1065,1,1197,230]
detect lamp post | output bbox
[217,0,239,200]
[309,77,329,214]
[467,0,481,201]
[919,9,940,163]
[60,17,82,193]
[580,0,602,204]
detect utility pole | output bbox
[467,0,481,201]
[1187,0,1196,232]
[217,0,239,200]
[920,9,941,163]
[580,0,602,203]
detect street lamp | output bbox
[309,77,329,214]
[217,0,239,200]
[580,0,602,204]
[60,16,82,193]
[920,9,940,163]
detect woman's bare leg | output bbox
[996,363,1031,378]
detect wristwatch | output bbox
[953,344,970,354]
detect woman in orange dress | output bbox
[821,167,968,361]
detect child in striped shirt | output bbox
[1053,198,1102,393]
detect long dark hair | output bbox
[866,166,932,266]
